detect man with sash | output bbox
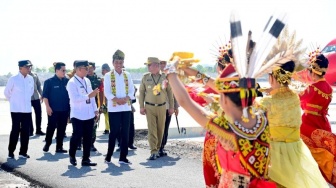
[104,49,135,164]
[139,57,174,160]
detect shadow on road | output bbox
[1,158,27,171]
[61,165,97,178]
[139,156,180,169]
[101,163,134,176]
[36,152,68,162]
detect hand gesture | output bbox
[89,88,100,98]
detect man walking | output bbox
[4,60,34,159]
[42,62,69,153]
[139,57,174,160]
[29,66,45,136]
[67,60,99,166]
[104,50,135,164]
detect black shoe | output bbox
[19,154,30,159]
[82,159,97,166]
[128,145,137,150]
[77,146,82,150]
[147,154,157,160]
[69,156,77,166]
[56,148,68,153]
[115,147,121,152]
[29,132,34,137]
[90,146,97,152]
[155,153,160,158]
[118,158,132,165]
[103,130,109,134]
[36,131,46,136]
[8,153,14,159]
[158,150,167,157]
[43,144,50,152]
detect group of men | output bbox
[4,50,179,166]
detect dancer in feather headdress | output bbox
[297,50,336,186]
[254,28,328,188]
[163,11,294,187]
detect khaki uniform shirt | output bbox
[139,72,174,109]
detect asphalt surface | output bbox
[0,133,204,188]
[0,100,205,188]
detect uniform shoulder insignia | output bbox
[143,72,151,76]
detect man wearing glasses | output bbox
[66,60,100,166]
[42,62,70,153]
[4,60,34,159]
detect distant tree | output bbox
[35,67,42,73]
[41,67,47,73]
[6,72,12,78]
[48,66,54,73]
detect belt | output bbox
[145,102,166,107]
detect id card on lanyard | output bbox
[75,77,91,104]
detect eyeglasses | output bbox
[79,67,89,71]
[23,66,32,69]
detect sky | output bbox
[0,0,335,75]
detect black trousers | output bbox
[69,118,94,160]
[106,111,130,161]
[45,111,69,149]
[160,110,172,151]
[8,112,32,155]
[117,112,135,146]
[31,99,42,133]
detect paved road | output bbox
[0,100,205,188]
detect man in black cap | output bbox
[66,60,100,166]
[4,60,34,159]
[42,62,69,153]
[86,62,101,151]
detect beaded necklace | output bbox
[110,70,130,106]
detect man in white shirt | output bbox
[4,60,34,159]
[104,49,135,165]
[66,60,99,166]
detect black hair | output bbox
[54,62,66,72]
[224,90,254,107]
[316,54,329,76]
[281,60,295,73]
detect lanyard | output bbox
[74,76,88,94]
[151,74,161,85]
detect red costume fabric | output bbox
[300,78,333,135]
[299,78,336,185]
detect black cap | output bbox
[89,62,95,68]
[74,60,89,68]
[18,60,32,67]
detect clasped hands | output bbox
[112,96,130,105]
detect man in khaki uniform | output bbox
[139,57,174,160]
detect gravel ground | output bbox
[134,130,204,161]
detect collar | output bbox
[74,74,85,81]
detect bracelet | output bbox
[164,63,177,75]
[195,71,210,85]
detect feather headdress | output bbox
[222,11,288,121]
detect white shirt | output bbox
[104,70,135,112]
[66,74,97,120]
[4,72,34,113]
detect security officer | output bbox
[139,57,174,160]
[87,62,101,152]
